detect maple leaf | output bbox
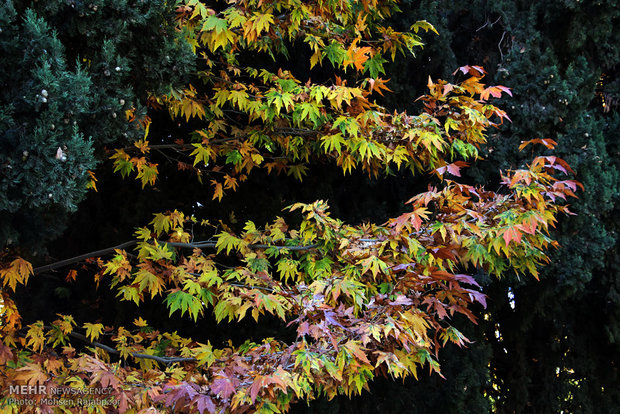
[211,377,235,400]
[118,391,132,413]
[367,77,393,96]
[453,274,481,288]
[344,340,371,364]
[410,20,439,35]
[164,290,204,321]
[135,268,166,299]
[202,15,228,34]
[0,340,14,364]
[1,257,33,291]
[191,144,215,166]
[134,139,150,153]
[136,162,158,188]
[519,138,558,151]
[15,363,48,385]
[215,232,241,254]
[410,207,430,231]
[211,180,224,201]
[343,41,372,71]
[435,162,468,178]
[252,12,274,36]
[92,368,121,390]
[480,86,511,101]
[502,226,523,246]
[83,323,104,341]
[65,269,78,283]
[249,375,264,403]
[86,170,98,192]
[133,317,148,327]
[195,394,217,414]
[151,213,172,235]
[388,295,414,307]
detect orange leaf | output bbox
[65,269,78,282]
[211,180,224,201]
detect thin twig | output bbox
[498,31,507,61]
[476,16,501,32]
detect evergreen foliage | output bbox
[0,0,194,251]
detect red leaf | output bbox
[453,274,481,288]
[517,217,538,235]
[502,227,522,246]
[388,295,414,306]
[297,321,310,337]
[446,163,462,177]
[411,213,422,232]
[388,212,412,232]
[195,394,216,414]
[211,377,235,400]
[118,391,131,413]
[249,376,263,403]
[496,85,513,96]
[393,262,416,271]
[0,341,13,364]
[433,300,448,319]
[454,65,486,76]
[465,289,487,308]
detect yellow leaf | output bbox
[26,322,45,352]
[252,12,274,36]
[135,268,166,298]
[136,163,158,188]
[1,257,33,291]
[14,363,48,386]
[310,51,321,68]
[133,317,148,327]
[150,213,172,235]
[83,323,104,341]
[65,269,78,282]
[134,139,150,154]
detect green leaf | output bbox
[225,150,243,165]
[202,15,228,34]
[164,290,204,321]
[113,157,134,178]
[323,41,346,67]
[364,53,387,78]
[410,20,439,35]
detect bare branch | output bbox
[34,241,138,275]
[476,15,501,32]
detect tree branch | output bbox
[34,241,138,275]
[45,326,198,365]
[34,240,319,274]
